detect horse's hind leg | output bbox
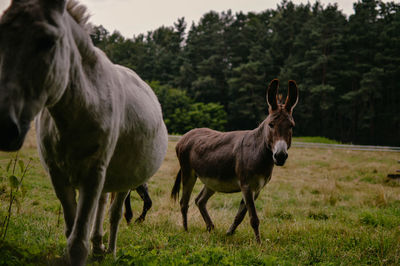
[135,183,152,223]
[226,192,259,236]
[91,193,109,254]
[195,185,215,231]
[180,168,197,231]
[107,191,129,256]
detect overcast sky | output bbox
[0,0,395,38]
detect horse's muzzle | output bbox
[0,115,26,151]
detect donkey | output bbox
[0,0,168,265]
[171,79,298,242]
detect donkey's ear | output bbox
[42,0,66,13]
[267,79,279,111]
[284,80,299,113]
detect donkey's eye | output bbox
[269,123,274,128]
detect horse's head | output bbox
[265,79,298,166]
[0,0,70,151]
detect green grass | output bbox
[293,136,341,144]
[0,140,400,265]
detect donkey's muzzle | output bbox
[273,151,288,166]
[0,115,24,151]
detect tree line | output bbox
[90,0,400,146]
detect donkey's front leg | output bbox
[67,166,106,266]
[241,184,261,243]
[227,192,259,236]
[108,191,130,256]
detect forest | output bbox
[90,0,400,146]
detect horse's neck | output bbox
[48,16,108,131]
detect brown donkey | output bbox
[171,79,298,242]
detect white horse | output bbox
[0,0,168,265]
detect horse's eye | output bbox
[269,123,274,128]
[36,36,56,51]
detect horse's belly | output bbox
[103,128,168,192]
[199,176,241,193]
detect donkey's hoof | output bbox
[226,230,235,236]
[206,224,215,232]
[135,216,145,224]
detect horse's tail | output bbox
[171,169,182,201]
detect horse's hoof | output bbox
[92,244,106,256]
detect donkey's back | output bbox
[176,128,247,180]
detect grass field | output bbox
[0,134,400,265]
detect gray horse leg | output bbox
[195,186,215,231]
[241,185,261,243]
[226,191,259,236]
[107,191,129,256]
[180,169,197,231]
[91,193,109,254]
[49,168,77,238]
[67,168,105,266]
[135,184,152,223]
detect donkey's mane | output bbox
[67,0,92,33]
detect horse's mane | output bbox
[67,0,92,33]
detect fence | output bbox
[168,135,400,152]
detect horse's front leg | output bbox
[67,165,106,266]
[108,191,130,256]
[91,192,109,255]
[240,184,261,243]
[49,168,77,238]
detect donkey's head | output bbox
[0,0,71,151]
[265,79,298,166]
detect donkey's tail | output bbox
[171,169,182,201]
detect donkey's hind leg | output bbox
[195,185,215,231]
[135,183,152,223]
[91,193,109,254]
[227,191,260,236]
[123,191,133,224]
[180,169,197,231]
[107,191,129,256]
